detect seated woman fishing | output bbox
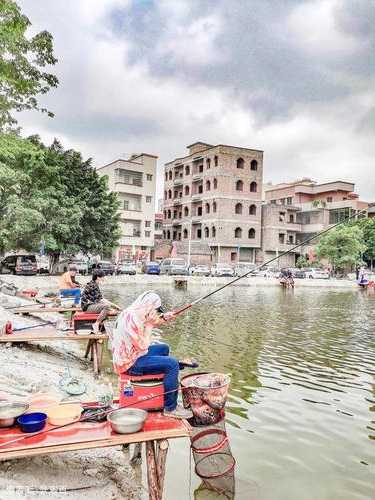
[111,291,196,419]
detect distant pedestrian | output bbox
[59,265,81,305]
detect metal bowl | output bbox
[0,402,29,427]
[107,408,147,434]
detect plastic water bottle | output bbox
[123,380,134,397]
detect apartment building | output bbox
[163,142,263,264]
[97,153,157,261]
[263,178,368,264]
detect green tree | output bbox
[0,133,121,269]
[355,218,375,270]
[0,0,58,129]
[315,225,366,274]
[296,255,310,268]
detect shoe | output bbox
[163,405,193,420]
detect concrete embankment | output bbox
[1,273,358,291]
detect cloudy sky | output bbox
[18,0,375,201]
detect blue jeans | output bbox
[129,343,179,411]
[59,288,81,305]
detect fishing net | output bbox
[190,419,235,499]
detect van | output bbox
[160,258,188,276]
[0,254,38,275]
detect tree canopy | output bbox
[0,133,121,266]
[0,0,58,129]
[315,225,366,273]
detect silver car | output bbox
[211,263,235,277]
[192,265,211,277]
[160,258,188,276]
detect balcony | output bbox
[123,229,141,238]
[173,199,182,206]
[115,179,143,188]
[192,194,202,201]
[173,179,183,187]
[192,174,202,182]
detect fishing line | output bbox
[172,207,371,316]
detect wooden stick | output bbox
[146,440,160,500]
[84,340,92,359]
[156,440,169,498]
[92,341,99,376]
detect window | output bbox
[287,197,293,205]
[288,235,294,244]
[279,233,285,244]
[146,196,152,203]
[167,210,171,219]
[197,207,203,216]
[119,193,141,211]
[145,221,151,227]
[231,252,237,262]
[123,200,129,210]
[163,230,166,239]
[329,207,352,224]
[174,190,178,198]
[212,226,216,237]
[183,229,188,239]
[235,227,242,238]
[205,203,210,214]
[206,158,211,169]
[249,204,256,215]
[289,214,294,223]
[184,185,190,196]
[271,200,277,205]
[145,231,151,237]
[184,206,189,217]
[236,180,243,191]
[169,171,172,180]
[327,197,333,203]
[213,178,218,189]
[163,210,167,219]
[147,174,153,181]
[167,230,171,239]
[198,184,203,194]
[178,212,182,219]
[197,228,202,239]
[213,201,217,213]
[199,164,204,173]
[165,172,168,181]
[164,191,167,200]
[185,165,190,175]
[280,198,285,205]
[250,182,257,193]
[235,203,243,214]
[214,155,218,167]
[250,160,258,171]
[115,168,143,187]
[206,180,211,191]
[248,228,255,239]
[279,212,285,222]
[237,158,244,169]
[173,210,177,219]
[168,190,172,199]
[204,227,209,238]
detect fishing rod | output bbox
[172,206,371,316]
[0,387,185,450]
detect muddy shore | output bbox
[0,292,143,500]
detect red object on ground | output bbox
[19,289,38,298]
[119,372,165,411]
[5,322,13,335]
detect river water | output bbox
[104,284,375,500]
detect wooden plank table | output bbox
[0,327,108,376]
[0,411,191,500]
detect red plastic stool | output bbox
[119,372,165,411]
[72,312,104,333]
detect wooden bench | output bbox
[0,408,191,500]
[0,327,108,376]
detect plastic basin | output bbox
[17,412,47,433]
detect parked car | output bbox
[234,262,257,277]
[293,268,306,279]
[116,261,137,275]
[159,258,188,276]
[142,261,161,275]
[305,268,330,279]
[57,258,88,275]
[211,263,235,277]
[94,261,115,276]
[192,265,211,277]
[37,256,50,274]
[255,266,280,278]
[0,254,38,276]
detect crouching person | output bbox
[81,269,112,333]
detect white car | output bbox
[192,265,211,277]
[211,264,235,277]
[305,268,330,279]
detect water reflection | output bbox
[103,284,375,500]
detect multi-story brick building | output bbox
[163,142,263,264]
[262,179,369,265]
[97,153,157,262]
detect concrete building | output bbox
[163,142,263,264]
[262,178,369,265]
[97,153,158,262]
[154,213,163,242]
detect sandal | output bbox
[179,358,199,369]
